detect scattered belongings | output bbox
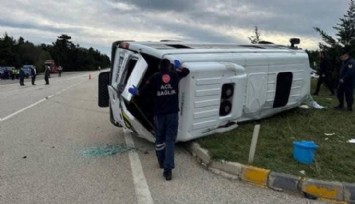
[299,105,310,109]
[309,101,324,109]
[347,139,355,144]
[323,133,335,141]
[299,95,324,109]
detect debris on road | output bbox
[81,144,134,157]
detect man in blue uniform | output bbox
[19,68,25,86]
[335,47,355,111]
[128,59,190,180]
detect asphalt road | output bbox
[0,71,322,204]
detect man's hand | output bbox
[339,79,344,83]
[128,85,138,96]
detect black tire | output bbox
[98,72,110,107]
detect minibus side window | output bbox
[273,72,293,108]
[119,57,137,91]
[114,55,124,83]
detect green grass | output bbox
[198,79,355,182]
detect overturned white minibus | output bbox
[98,40,311,142]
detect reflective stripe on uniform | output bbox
[155,143,166,151]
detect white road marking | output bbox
[0,80,85,122]
[124,130,154,204]
[0,98,46,122]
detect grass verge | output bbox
[198,79,355,182]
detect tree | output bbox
[314,0,355,50]
[334,0,355,47]
[314,0,355,87]
[0,33,17,66]
[248,26,262,44]
[18,37,25,45]
[305,49,319,69]
[0,33,110,72]
[51,34,74,69]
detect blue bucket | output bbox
[293,141,318,165]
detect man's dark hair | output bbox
[340,47,350,55]
[159,59,171,73]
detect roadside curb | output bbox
[184,142,354,204]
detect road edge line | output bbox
[124,130,154,204]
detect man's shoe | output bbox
[334,105,344,110]
[163,170,172,181]
[312,92,318,96]
[347,107,353,111]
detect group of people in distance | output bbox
[19,65,63,86]
[313,47,355,111]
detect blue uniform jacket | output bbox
[340,58,355,87]
[139,68,190,115]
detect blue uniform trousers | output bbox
[337,83,353,108]
[154,113,178,171]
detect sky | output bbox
[0,0,350,57]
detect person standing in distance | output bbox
[128,59,190,181]
[335,47,355,111]
[44,65,50,85]
[58,66,63,77]
[31,66,37,85]
[313,51,335,95]
[19,68,25,86]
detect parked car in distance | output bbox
[21,65,35,78]
[0,67,11,79]
[0,67,5,79]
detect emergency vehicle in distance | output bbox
[44,60,58,73]
[98,39,311,143]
